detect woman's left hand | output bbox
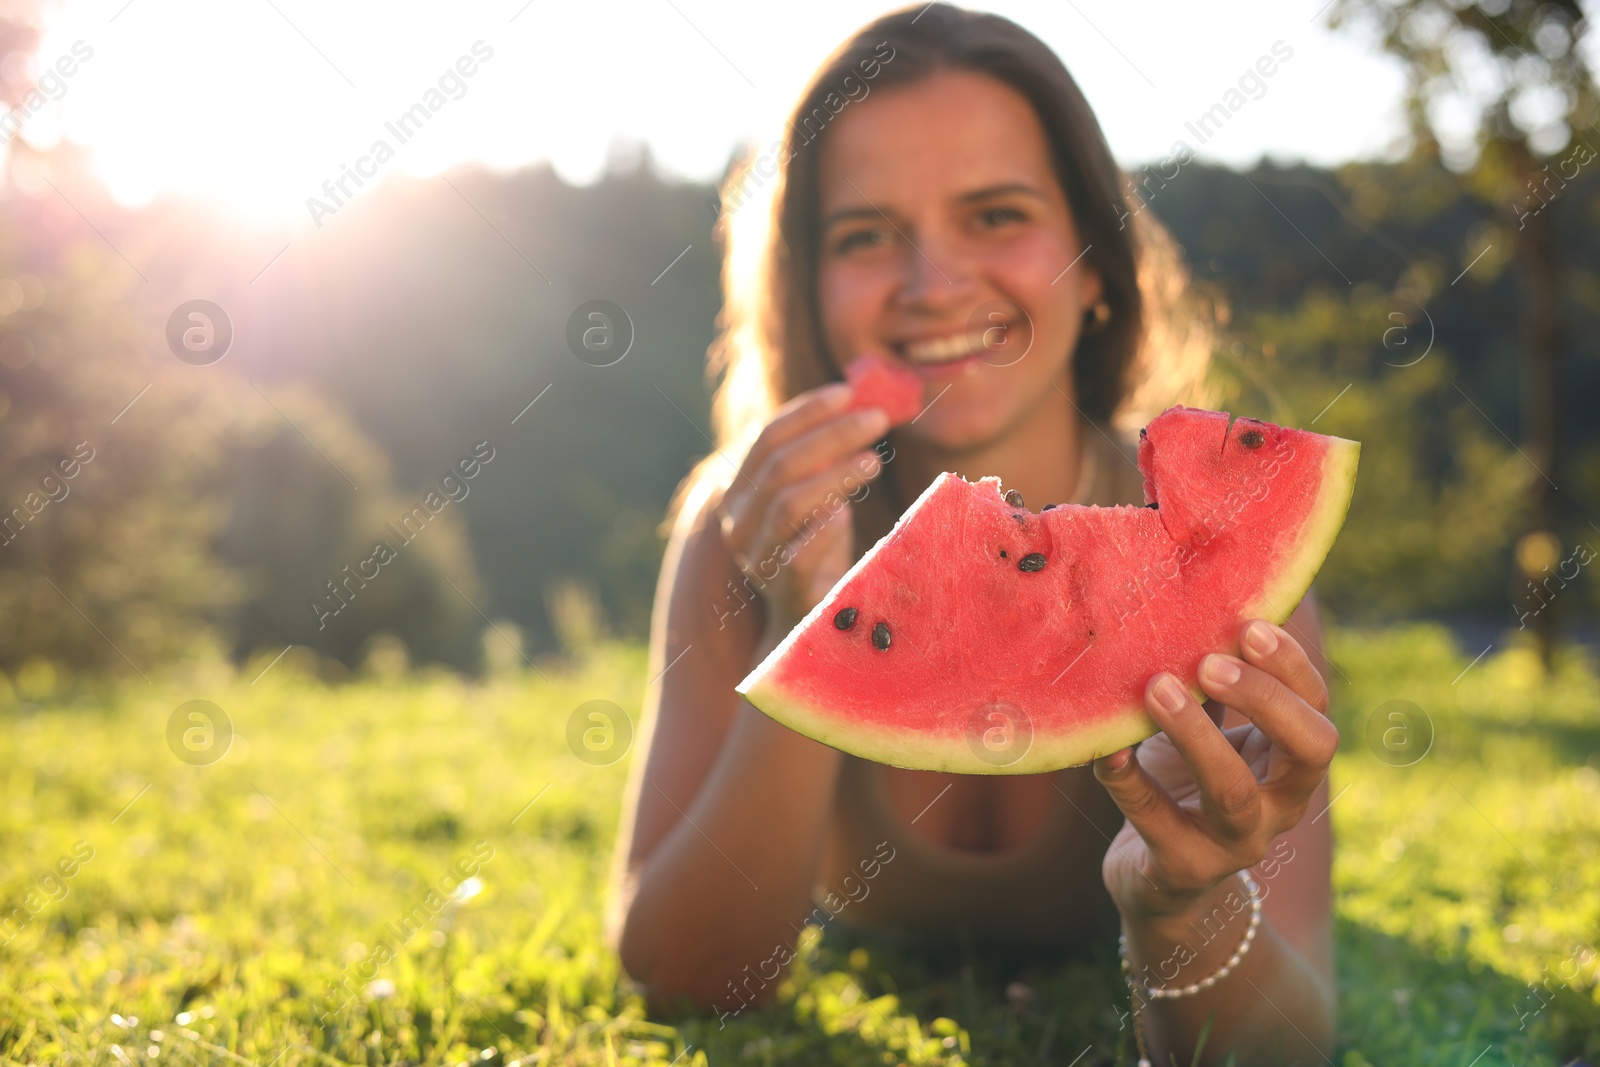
[1093,617,1338,921]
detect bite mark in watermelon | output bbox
[845,350,925,426]
[736,406,1359,774]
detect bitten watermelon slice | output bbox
[846,350,924,425]
[737,407,1359,774]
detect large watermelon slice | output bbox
[846,350,925,425]
[737,407,1359,774]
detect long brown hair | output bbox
[669,2,1213,539]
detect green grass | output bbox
[1,628,1597,1066]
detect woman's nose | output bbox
[894,233,977,312]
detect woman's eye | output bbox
[976,205,1027,228]
[835,228,889,254]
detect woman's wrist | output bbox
[1110,863,1241,927]
[1115,869,1261,984]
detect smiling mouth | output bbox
[896,326,1006,365]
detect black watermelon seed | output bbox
[1042,503,1059,511]
[1139,427,1147,438]
[833,606,859,630]
[1004,489,1025,507]
[1239,428,1266,449]
[871,622,892,651]
[1018,552,1047,572]
[999,549,1007,559]
[1145,501,1160,509]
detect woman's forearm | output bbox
[617,631,842,1007]
[1122,876,1334,1065]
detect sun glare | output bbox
[11,0,1405,228]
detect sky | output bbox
[13,0,1411,223]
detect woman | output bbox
[609,6,1338,1062]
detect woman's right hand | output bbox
[717,382,890,636]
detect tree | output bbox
[1329,0,1595,664]
[0,237,242,680]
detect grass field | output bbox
[1,626,1598,1066]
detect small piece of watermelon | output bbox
[737,406,1359,774]
[845,350,924,426]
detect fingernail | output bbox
[824,382,853,406]
[1104,749,1130,770]
[1153,675,1188,715]
[1245,620,1279,657]
[1204,655,1241,686]
[858,408,890,435]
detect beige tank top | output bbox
[817,423,1149,951]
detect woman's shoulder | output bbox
[659,475,763,666]
[662,475,731,602]
[665,473,724,549]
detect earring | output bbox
[1085,300,1111,330]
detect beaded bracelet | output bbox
[1118,870,1263,1065]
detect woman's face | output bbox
[815,68,1102,451]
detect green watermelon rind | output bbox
[743,677,1162,775]
[737,435,1360,775]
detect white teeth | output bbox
[902,330,993,364]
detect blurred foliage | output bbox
[0,631,1595,1064]
[2,150,700,671]
[1,88,1597,673]
[1215,279,1533,619]
[213,383,483,671]
[1325,0,1598,661]
[0,232,485,677]
[215,158,708,657]
[1329,0,1595,178]
[0,236,239,677]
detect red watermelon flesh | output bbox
[846,350,924,425]
[737,406,1359,774]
